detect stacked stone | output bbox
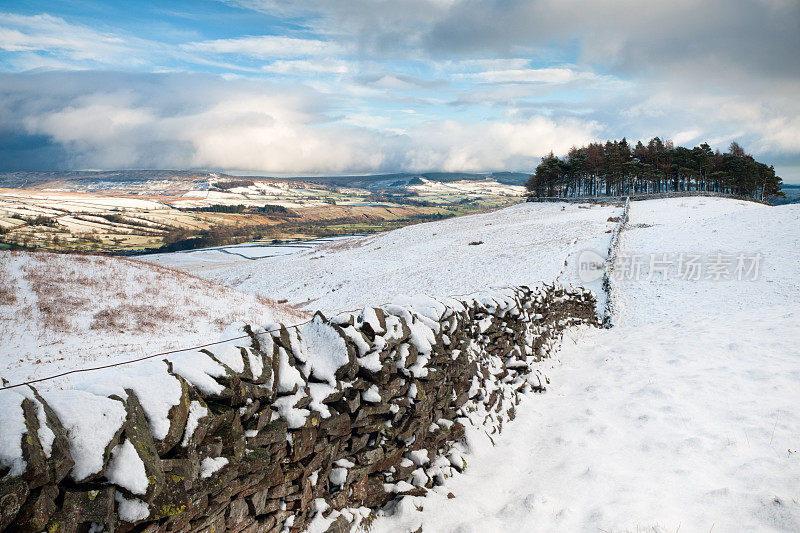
[602,197,630,327]
[0,284,597,533]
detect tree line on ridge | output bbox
[526,138,783,200]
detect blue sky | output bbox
[1,0,798,181]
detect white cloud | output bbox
[0,13,346,74]
[672,129,701,146]
[262,58,351,74]
[3,72,599,173]
[465,67,600,84]
[615,74,800,159]
[0,13,150,67]
[402,116,600,172]
[24,102,155,144]
[182,35,343,58]
[757,116,800,154]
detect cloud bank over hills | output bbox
[0,71,597,173]
[0,1,798,179]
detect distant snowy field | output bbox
[369,197,800,532]
[144,202,620,314]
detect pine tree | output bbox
[525,138,782,201]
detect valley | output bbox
[0,171,524,253]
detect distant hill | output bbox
[0,170,531,191]
[0,170,225,189]
[292,171,530,189]
[768,184,800,205]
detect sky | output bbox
[0,0,798,181]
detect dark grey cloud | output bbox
[423,0,800,78]
[228,0,452,55]
[233,0,800,81]
[0,132,69,171]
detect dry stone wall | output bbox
[0,284,597,533]
[602,197,630,327]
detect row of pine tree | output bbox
[526,138,783,200]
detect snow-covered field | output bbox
[3,196,797,531]
[404,177,525,201]
[0,252,307,389]
[144,202,621,314]
[367,197,800,532]
[615,197,797,325]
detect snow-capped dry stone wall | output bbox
[0,284,597,533]
[602,197,630,327]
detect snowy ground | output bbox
[0,251,307,389]
[369,197,800,532]
[615,196,796,325]
[144,202,621,315]
[2,201,619,390]
[4,197,796,531]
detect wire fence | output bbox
[0,304,367,391]
[0,292,484,391]
[0,281,559,391]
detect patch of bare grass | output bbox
[21,254,92,332]
[89,307,125,330]
[0,254,18,305]
[8,251,309,341]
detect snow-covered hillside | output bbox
[145,202,620,314]
[368,198,800,532]
[2,201,620,390]
[0,252,307,389]
[3,196,796,531]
